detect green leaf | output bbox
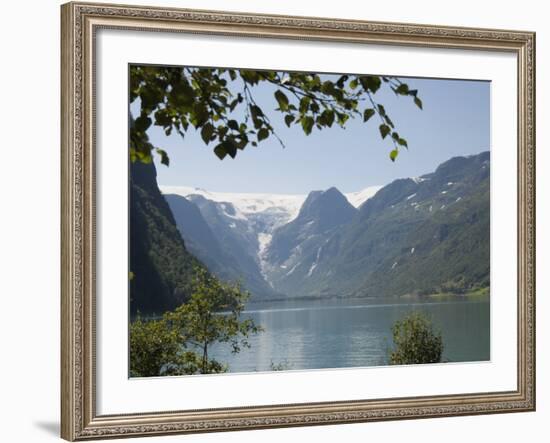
[213,144,227,160]
[233,134,248,150]
[360,76,381,93]
[228,98,239,112]
[156,148,170,166]
[396,84,409,95]
[322,109,335,127]
[284,114,295,127]
[250,105,264,129]
[274,90,289,111]
[299,96,311,114]
[336,112,349,126]
[214,141,237,159]
[317,109,334,128]
[336,75,348,88]
[257,128,269,141]
[379,124,391,139]
[320,81,335,95]
[363,108,375,122]
[414,97,423,110]
[191,103,209,127]
[227,120,239,131]
[135,114,152,132]
[250,105,263,118]
[301,116,314,135]
[218,125,228,138]
[240,70,260,85]
[200,122,215,144]
[225,140,237,158]
[132,143,153,164]
[397,138,408,148]
[390,149,399,162]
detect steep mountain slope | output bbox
[153,152,489,301]
[129,162,203,315]
[165,194,278,298]
[185,195,278,297]
[160,185,380,299]
[275,151,490,298]
[160,186,306,227]
[159,185,381,226]
[263,187,358,295]
[345,186,383,207]
[359,178,489,297]
[163,194,233,275]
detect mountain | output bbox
[267,187,357,264]
[353,152,490,297]
[163,194,231,275]
[160,186,306,228]
[160,185,381,224]
[164,194,278,298]
[359,178,489,297]
[161,185,380,298]
[345,186,383,207]
[155,151,489,301]
[262,187,357,295]
[129,161,203,315]
[264,151,490,298]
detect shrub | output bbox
[389,311,443,365]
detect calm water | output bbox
[209,297,490,373]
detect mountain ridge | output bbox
[160,151,490,301]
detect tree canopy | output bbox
[389,311,443,365]
[165,267,262,374]
[130,314,203,377]
[130,267,262,376]
[130,65,422,166]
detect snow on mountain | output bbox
[160,186,306,223]
[344,185,383,208]
[160,184,381,284]
[160,184,381,219]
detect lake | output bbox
[209,296,490,373]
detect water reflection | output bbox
[209,297,490,373]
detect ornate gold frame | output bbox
[61,1,536,440]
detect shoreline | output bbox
[247,287,490,306]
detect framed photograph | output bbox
[61,1,536,440]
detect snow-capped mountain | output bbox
[160,185,381,222]
[132,151,490,315]
[160,186,306,227]
[262,151,491,299]
[345,186,383,208]
[161,184,381,295]
[160,152,490,301]
[262,187,358,294]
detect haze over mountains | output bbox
[158,151,490,303]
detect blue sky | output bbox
[141,72,490,194]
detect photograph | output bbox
[56,2,536,440]
[128,65,491,377]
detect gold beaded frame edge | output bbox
[60,2,536,440]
